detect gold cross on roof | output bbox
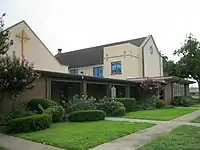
[16,29,30,59]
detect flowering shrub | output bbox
[138,78,164,103]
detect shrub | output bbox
[95,98,124,116]
[7,114,52,133]
[173,96,195,107]
[5,108,36,123]
[44,105,65,122]
[112,107,126,116]
[27,98,57,112]
[68,110,106,122]
[70,101,96,112]
[156,99,165,109]
[112,98,136,112]
[0,114,5,126]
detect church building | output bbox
[0,20,194,114]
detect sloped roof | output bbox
[55,37,147,68]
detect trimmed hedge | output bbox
[112,107,126,116]
[7,114,52,133]
[27,98,57,111]
[112,98,136,112]
[68,110,106,122]
[44,105,65,122]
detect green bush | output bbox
[44,105,65,122]
[0,114,5,126]
[156,99,165,109]
[95,98,124,116]
[27,98,57,112]
[5,108,36,123]
[7,114,52,133]
[70,101,96,112]
[68,110,106,122]
[112,98,136,112]
[112,107,126,116]
[173,96,195,107]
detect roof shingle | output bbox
[55,36,147,68]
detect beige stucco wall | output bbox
[103,43,140,79]
[69,64,103,76]
[143,37,163,77]
[7,21,68,73]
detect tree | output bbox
[162,54,181,77]
[0,14,39,111]
[174,33,200,94]
[0,13,9,54]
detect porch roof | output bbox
[37,70,135,85]
[127,76,195,84]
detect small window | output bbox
[93,66,103,77]
[111,61,122,74]
[70,69,78,75]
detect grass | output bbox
[192,103,200,107]
[124,108,198,121]
[138,125,200,150]
[191,116,200,123]
[16,120,153,150]
[0,147,9,150]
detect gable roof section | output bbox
[56,36,147,68]
[4,20,67,67]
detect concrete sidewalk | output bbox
[0,133,64,150]
[91,110,200,150]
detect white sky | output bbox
[1,0,200,87]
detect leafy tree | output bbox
[0,13,9,54]
[162,54,181,77]
[174,33,200,93]
[0,14,39,111]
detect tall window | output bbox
[111,61,122,74]
[70,69,78,75]
[93,66,103,77]
[173,83,185,97]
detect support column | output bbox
[164,82,173,105]
[184,84,189,96]
[46,77,51,99]
[106,83,112,98]
[125,84,130,98]
[81,80,87,95]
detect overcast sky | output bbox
[1,0,200,63]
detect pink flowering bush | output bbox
[137,78,164,106]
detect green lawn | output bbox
[0,147,9,150]
[192,103,200,107]
[138,125,200,150]
[16,120,153,150]
[124,108,197,121]
[191,116,200,123]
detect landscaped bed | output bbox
[124,108,198,121]
[16,120,153,150]
[138,125,200,150]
